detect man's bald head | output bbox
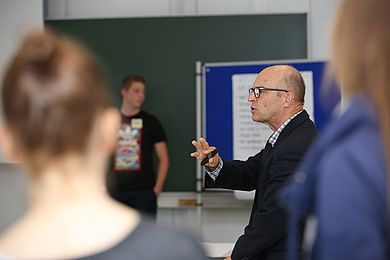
[253,65,305,104]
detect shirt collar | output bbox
[268,110,303,147]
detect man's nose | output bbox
[248,93,255,102]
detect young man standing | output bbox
[109,75,169,218]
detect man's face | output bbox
[122,81,145,109]
[248,70,285,126]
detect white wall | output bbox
[0,0,43,156]
[0,0,43,231]
[310,0,340,59]
[46,0,310,19]
[44,0,339,59]
[0,0,43,80]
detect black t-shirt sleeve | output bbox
[150,116,167,144]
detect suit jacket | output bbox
[205,110,317,260]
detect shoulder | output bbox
[140,111,164,126]
[282,111,318,147]
[79,219,207,260]
[294,114,318,138]
[318,121,386,202]
[277,118,318,156]
[324,117,383,173]
[313,125,387,258]
[120,219,207,259]
[133,219,199,245]
[140,110,159,120]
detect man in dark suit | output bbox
[191,65,318,260]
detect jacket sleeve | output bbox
[204,150,263,191]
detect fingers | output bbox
[191,140,202,151]
[199,137,210,150]
[191,137,210,152]
[190,151,199,158]
[190,138,216,161]
[191,139,205,160]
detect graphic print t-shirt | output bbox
[112,111,167,191]
[115,119,143,171]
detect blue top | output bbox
[281,94,388,260]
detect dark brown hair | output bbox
[1,29,109,167]
[121,75,146,91]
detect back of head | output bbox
[1,29,109,168]
[331,0,390,184]
[332,0,390,96]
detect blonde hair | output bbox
[331,0,390,177]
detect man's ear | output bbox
[98,107,120,154]
[0,124,21,163]
[284,91,295,107]
[120,88,126,98]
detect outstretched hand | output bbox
[190,137,220,169]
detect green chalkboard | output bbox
[46,14,307,191]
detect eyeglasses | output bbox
[248,87,289,98]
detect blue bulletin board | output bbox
[202,60,340,160]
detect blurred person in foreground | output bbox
[281,0,390,259]
[0,29,206,260]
